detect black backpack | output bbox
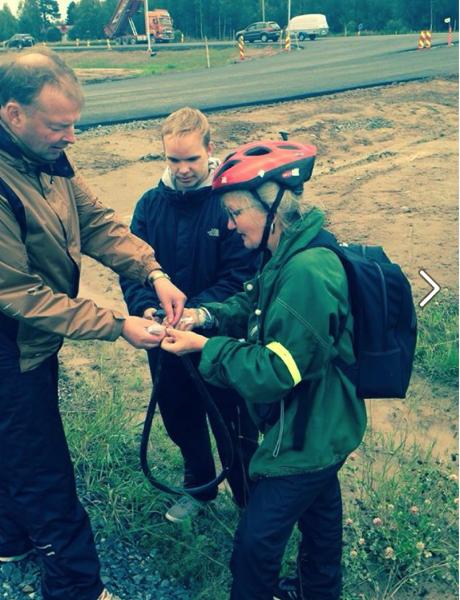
[308,229,417,399]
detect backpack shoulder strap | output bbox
[306,228,340,252]
[291,229,354,449]
[0,177,27,243]
[306,228,350,339]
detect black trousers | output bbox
[149,351,258,505]
[0,356,104,600]
[230,462,344,600]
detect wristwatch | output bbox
[147,269,171,286]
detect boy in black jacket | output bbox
[120,107,259,522]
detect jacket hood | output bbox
[268,208,325,270]
[0,120,74,178]
[161,156,220,191]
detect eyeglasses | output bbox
[225,206,249,224]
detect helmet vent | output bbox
[217,159,240,175]
[244,146,271,156]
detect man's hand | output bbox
[121,315,165,349]
[153,278,186,327]
[161,327,208,356]
[174,308,201,331]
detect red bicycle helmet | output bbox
[212,140,317,194]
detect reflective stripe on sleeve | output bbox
[266,341,302,386]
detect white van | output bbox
[287,14,329,41]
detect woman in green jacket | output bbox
[161,140,367,600]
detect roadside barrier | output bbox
[106,38,111,49]
[238,35,245,60]
[417,30,432,49]
[447,24,453,46]
[284,31,291,51]
[181,33,184,43]
[86,39,91,47]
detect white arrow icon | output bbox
[419,270,441,308]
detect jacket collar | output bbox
[265,208,325,271]
[160,157,220,193]
[157,178,213,207]
[0,121,74,178]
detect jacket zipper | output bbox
[272,397,285,458]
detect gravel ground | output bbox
[0,535,190,600]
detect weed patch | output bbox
[415,291,458,386]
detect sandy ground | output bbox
[63,76,458,460]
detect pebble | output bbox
[0,535,190,600]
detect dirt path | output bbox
[64,76,458,459]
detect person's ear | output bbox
[4,101,24,128]
[207,141,214,156]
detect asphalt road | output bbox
[79,34,458,128]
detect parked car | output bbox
[4,33,36,48]
[235,21,281,43]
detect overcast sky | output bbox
[4,0,72,20]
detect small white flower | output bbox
[384,547,395,559]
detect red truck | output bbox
[104,2,174,44]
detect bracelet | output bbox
[148,269,171,285]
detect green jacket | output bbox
[200,208,367,479]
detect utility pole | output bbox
[261,0,265,21]
[287,0,291,24]
[144,0,152,52]
[430,0,437,31]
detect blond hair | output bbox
[161,107,211,147]
[224,181,305,229]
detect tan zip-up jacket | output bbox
[0,124,160,372]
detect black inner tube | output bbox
[140,350,234,496]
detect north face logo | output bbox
[207,228,220,237]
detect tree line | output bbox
[0,0,458,42]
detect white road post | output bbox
[144,0,152,52]
[205,36,211,68]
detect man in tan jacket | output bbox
[0,49,185,600]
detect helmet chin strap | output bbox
[252,187,286,264]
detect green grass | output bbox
[61,346,238,597]
[60,339,459,600]
[415,291,459,385]
[57,47,246,76]
[336,433,457,599]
